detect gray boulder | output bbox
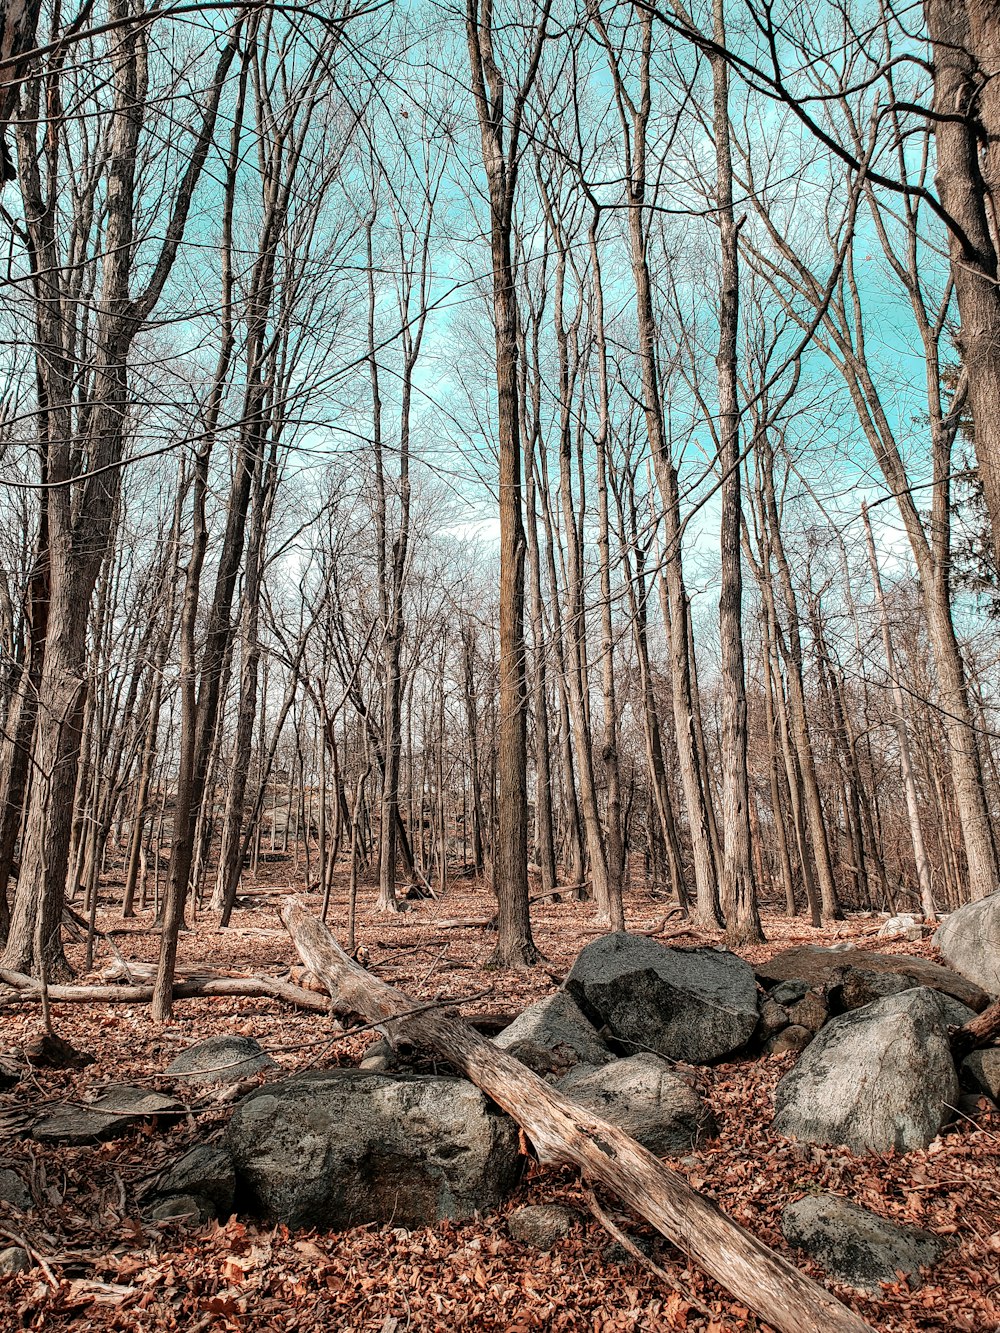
[153,1146,235,1217]
[936,893,1000,994]
[494,992,612,1078]
[558,1053,714,1155]
[782,1192,943,1293]
[774,988,959,1154]
[31,1086,184,1145]
[765,1025,813,1056]
[757,998,789,1040]
[756,945,989,1012]
[840,980,973,1027]
[226,1069,521,1230]
[962,1048,1000,1100]
[0,1246,31,1275]
[149,1194,214,1224]
[167,1035,276,1086]
[835,969,913,1012]
[934,995,977,1028]
[786,990,828,1034]
[0,1170,32,1212]
[565,934,759,1063]
[507,1204,576,1249]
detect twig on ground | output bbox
[585,1190,715,1321]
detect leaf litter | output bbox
[0,866,996,1332]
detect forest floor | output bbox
[0,863,997,1333]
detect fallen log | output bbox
[0,969,332,1014]
[0,966,518,1037]
[280,896,872,1333]
[951,995,1000,1060]
[430,917,496,931]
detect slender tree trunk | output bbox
[465,0,551,965]
[711,0,762,945]
[863,506,936,918]
[599,9,719,925]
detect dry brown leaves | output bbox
[0,866,996,1332]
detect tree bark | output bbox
[711,0,762,946]
[927,0,1000,574]
[465,0,551,965]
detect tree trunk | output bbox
[465,0,550,965]
[711,0,762,946]
[927,0,1000,574]
[862,505,935,917]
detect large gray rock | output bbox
[757,946,990,1012]
[565,934,759,1063]
[31,1086,184,1145]
[934,995,977,1028]
[936,893,1000,994]
[167,1036,276,1086]
[494,992,612,1078]
[0,1246,31,1275]
[837,973,978,1027]
[782,1193,943,1293]
[226,1069,521,1230]
[507,1204,576,1249]
[774,988,959,1154]
[962,1048,1000,1100]
[153,1146,235,1217]
[0,1170,32,1212]
[836,969,913,1012]
[558,1053,714,1154]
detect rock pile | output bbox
[16,915,994,1301]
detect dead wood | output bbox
[576,921,701,940]
[430,917,496,930]
[951,995,1000,1060]
[0,968,332,1014]
[280,896,873,1333]
[585,1190,714,1321]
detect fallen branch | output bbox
[585,1190,714,1321]
[577,922,703,940]
[951,995,1000,1060]
[430,917,495,931]
[63,905,136,980]
[638,909,689,936]
[0,1226,58,1289]
[280,896,872,1333]
[0,969,332,1014]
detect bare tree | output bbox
[465,0,553,965]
